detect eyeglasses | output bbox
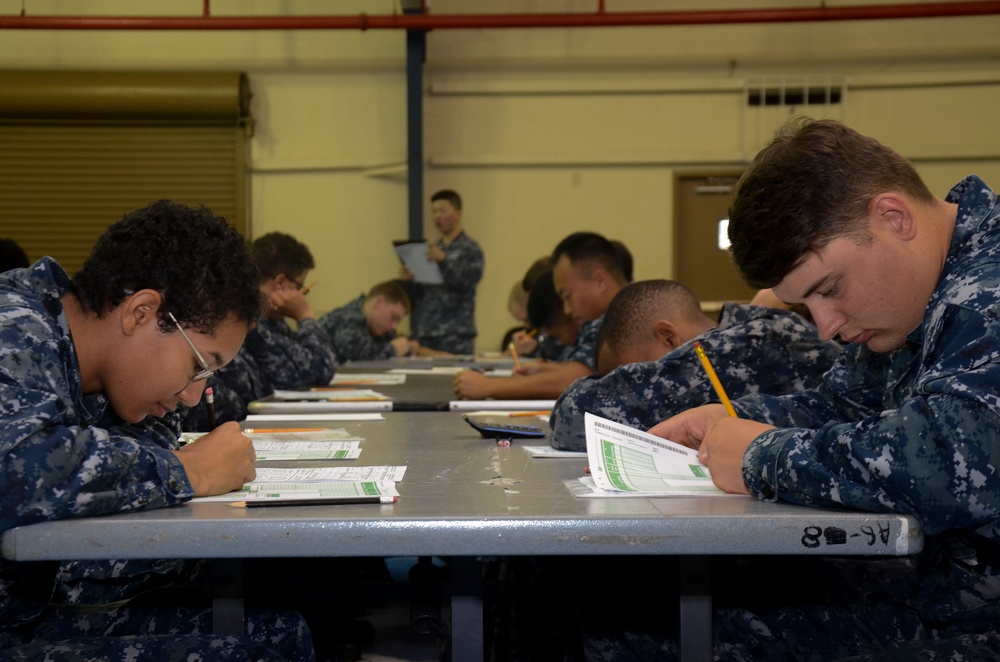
[167,312,215,381]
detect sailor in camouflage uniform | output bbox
[0,201,314,660]
[245,232,337,390]
[407,189,484,355]
[550,280,843,451]
[319,279,416,362]
[179,232,337,431]
[453,231,630,400]
[612,120,1000,660]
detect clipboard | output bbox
[393,240,443,284]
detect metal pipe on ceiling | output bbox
[2,1,1000,30]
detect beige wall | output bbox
[3,1,1000,351]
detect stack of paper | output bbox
[272,388,390,401]
[330,373,407,386]
[190,428,405,504]
[249,428,364,461]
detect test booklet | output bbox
[331,373,407,386]
[247,400,393,413]
[584,412,729,496]
[271,388,390,401]
[450,400,557,412]
[252,440,362,461]
[245,413,385,423]
[254,466,407,483]
[247,428,365,461]
[523,445,588,458]
[191,479,400,503]
[393,240,443,284]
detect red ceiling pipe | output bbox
[2,2,1000,30]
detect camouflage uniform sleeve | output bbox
[742,308,1000,536]
[562,317,601,371]
[320,306,394,362]
[549,376,597,451]
[438,235,484,294]
[551,307,842,454]
[550,358,716,451]
[247,318,338,389]
[0,378,193,531]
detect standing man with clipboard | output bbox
[401,189,484,356]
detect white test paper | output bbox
[584,412,728,496]
[394,241,443,284]
[191,480,400,502]
[254,466,407,483]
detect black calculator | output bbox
[463,415,547,439]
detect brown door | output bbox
[673,172,758,305]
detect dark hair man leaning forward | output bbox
[0,200,314,660]
[637,119,1000,660]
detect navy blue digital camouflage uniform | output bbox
[537,333,573,362]
[246,316,337,390]
[550,304,843,451]
[179,314,338,431]
[410,231,484,355]
[319,294,398,362]
[0,259,314,661]
[585,176,1000,661]
[566,314,603,372]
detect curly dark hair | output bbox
[251,232,315,281]
[0,238,29,271]
[71,199,262,332]
[526,269,567,331]
[729,118,934,289]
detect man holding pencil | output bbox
[549,279,841,451]
[0,201,314,660]
[611,119,1000,660]
[453,232,628,400]
[180,231,338,430]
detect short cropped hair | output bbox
[526,269,565,330]
[551,232,628,282]
[596,279,703,359]
[0,238,29,272]
[431,189,462,210]
[367,279,412,314]
[252,232,315,281]
[610,240,634,283]
[521,255,553,292]
[729,118,935,289]
[71,199,262,332]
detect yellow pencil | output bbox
[508,341,522,370]
[693,341,738,418]
[301,281,318,295]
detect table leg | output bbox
[449,556,484,662]
[678,556,712,662]
[212,558,245,636]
